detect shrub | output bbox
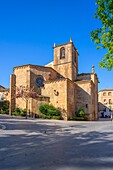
[52,116,61,120]
[68,109,87,121]
[39,114,46,119]
[21,108,27,117]
[68,116,88,121]
[12,112,20,116]
[39,103,61,119]
[39,104,49,115]
[15,108,21,113]
[12,108,21,116]
[39,114,51,119]
[76,109,85,117]
[47,109,61,116]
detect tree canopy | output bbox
[91,0,113,70]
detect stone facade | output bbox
[7,38,98,120]
[42,78,76,120]
[98,89,113,118]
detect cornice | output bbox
[75,79,91,84]
[53,42,79,55]
[44,78,66,84]
[99,89,113,93]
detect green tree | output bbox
[91,0,113,70]
[0,100,9,114]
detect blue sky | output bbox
[0,0,113,91]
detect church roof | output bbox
[78,73,91,76]
[13,64,45,70]
[13,64,64,78]
[13,64,54,71]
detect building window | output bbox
[60,47,65,59]
[104,99,107,104]
[86,104,88,108]
[36,76,44,87]
[108,92,112,96]
[109,99,112,104]
[103,92,106,96]
[109,106,112,111]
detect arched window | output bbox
[108,92,112,96]
[60,47,65,59]
[103,92,106,96]
[104,99,107,104]
[109,99,112,104]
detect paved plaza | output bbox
[0,115,113,170]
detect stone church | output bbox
[9,38,98,120]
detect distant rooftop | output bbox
[0,85,9,92]
[99,88,113,92]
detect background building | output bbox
[98,89,113,118]
[0,85,9,101]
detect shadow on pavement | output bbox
[0,116,113,170]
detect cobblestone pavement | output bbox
[0,115,113,170]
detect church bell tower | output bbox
[53,38,78,81]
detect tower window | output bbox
[60,47,65,59]
[73,49,76,63]
[74,52,76,62]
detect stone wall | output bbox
[9,74,16,114]
[90,81,97,120]
[41,79,68,119]
[31,97,50,116]
[30,65,59,93]
[75,80,91,117]
[41,78,77,120]
[12,64,56,113]
[67,79,76,118]
[75,79,98,120]
[91,73,98,119]
[14,64,61,87]
[12,96,49,116]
